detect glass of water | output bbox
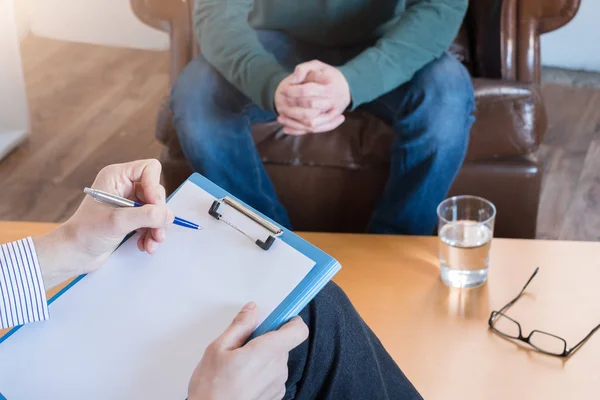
[437,195,496,288]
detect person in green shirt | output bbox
[171,0,473,235]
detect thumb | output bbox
[251,316,309,353]
[218,302,259,350]
[308,69,332,84]
[111,204,174,235]
[291,60,323,84]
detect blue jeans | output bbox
[171,30,475,234]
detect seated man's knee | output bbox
[417,53,474,110]
[302,282,359,328]
[413,53,475,148]
[314,282,351,308]
[171,55,229,119]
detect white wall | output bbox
[542,1,600,72]
[26,0,168,50]
[0,0,30,160]
[12,0,30,41]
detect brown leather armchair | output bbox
[131,0,580,238]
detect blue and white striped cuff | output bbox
[0,237,49,329]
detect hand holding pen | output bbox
[76,160,199,257]
[84,188,199,230]
[44,160,195,280]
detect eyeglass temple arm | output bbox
[566,323,600,356]
[492,267,597,358]
[498,267,540,314]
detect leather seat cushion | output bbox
[252,78,545,167]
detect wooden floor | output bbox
[537,85,600,241]
[0,37,166,223]
[1,36,599,241]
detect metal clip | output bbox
[208,197,282,250]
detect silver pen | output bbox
[84,188,200,230]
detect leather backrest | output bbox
[451,0,504,78]
[467,0,504,79]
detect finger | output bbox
[151,227,166,243]
[144,234,159,254]
[137,232,146,252]
[140,167,164,205]
[121,159,161,186]
[282,83,328,98]
[282,127,309,136]
[134,182,147,203]
[217,302,259,350]
[307,69,333,85]
[281,107,323,123]
[291,60,324,84]
[110,204,175,236]
[277,115,310,131]
[135,181,166,204]
[305,108,340,129]
[278,109,340,133]
[284,96,333,111]
[275,316,309,351]
[252,316,309,353]
[156,185,167,204]
[310,115,345,133]
[111,159,163,203]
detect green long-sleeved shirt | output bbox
[194,0,468,112]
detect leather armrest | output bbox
[130,0,193,84]
[521,0,581,34]
[515,0,581,83]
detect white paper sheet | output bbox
[0,181,316,399]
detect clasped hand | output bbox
[275,60,351,135]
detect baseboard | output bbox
[542,67,600,89]
[0,130,28,161]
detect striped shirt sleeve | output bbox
[0,237,49,329]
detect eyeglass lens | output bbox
[528,331,566,355]
[491,313,567,355]
[491,313,520,339]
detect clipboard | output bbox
[167,173,342,339]
[0,173,341,399]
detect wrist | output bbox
[33,224,85,289]
[341,74,351,110]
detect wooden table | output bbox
[1,221,599,399]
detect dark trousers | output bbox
[286,282,423,399]
[171,30,475,235]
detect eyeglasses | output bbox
[488,267,600,357]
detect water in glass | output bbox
[439,220,492,288]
